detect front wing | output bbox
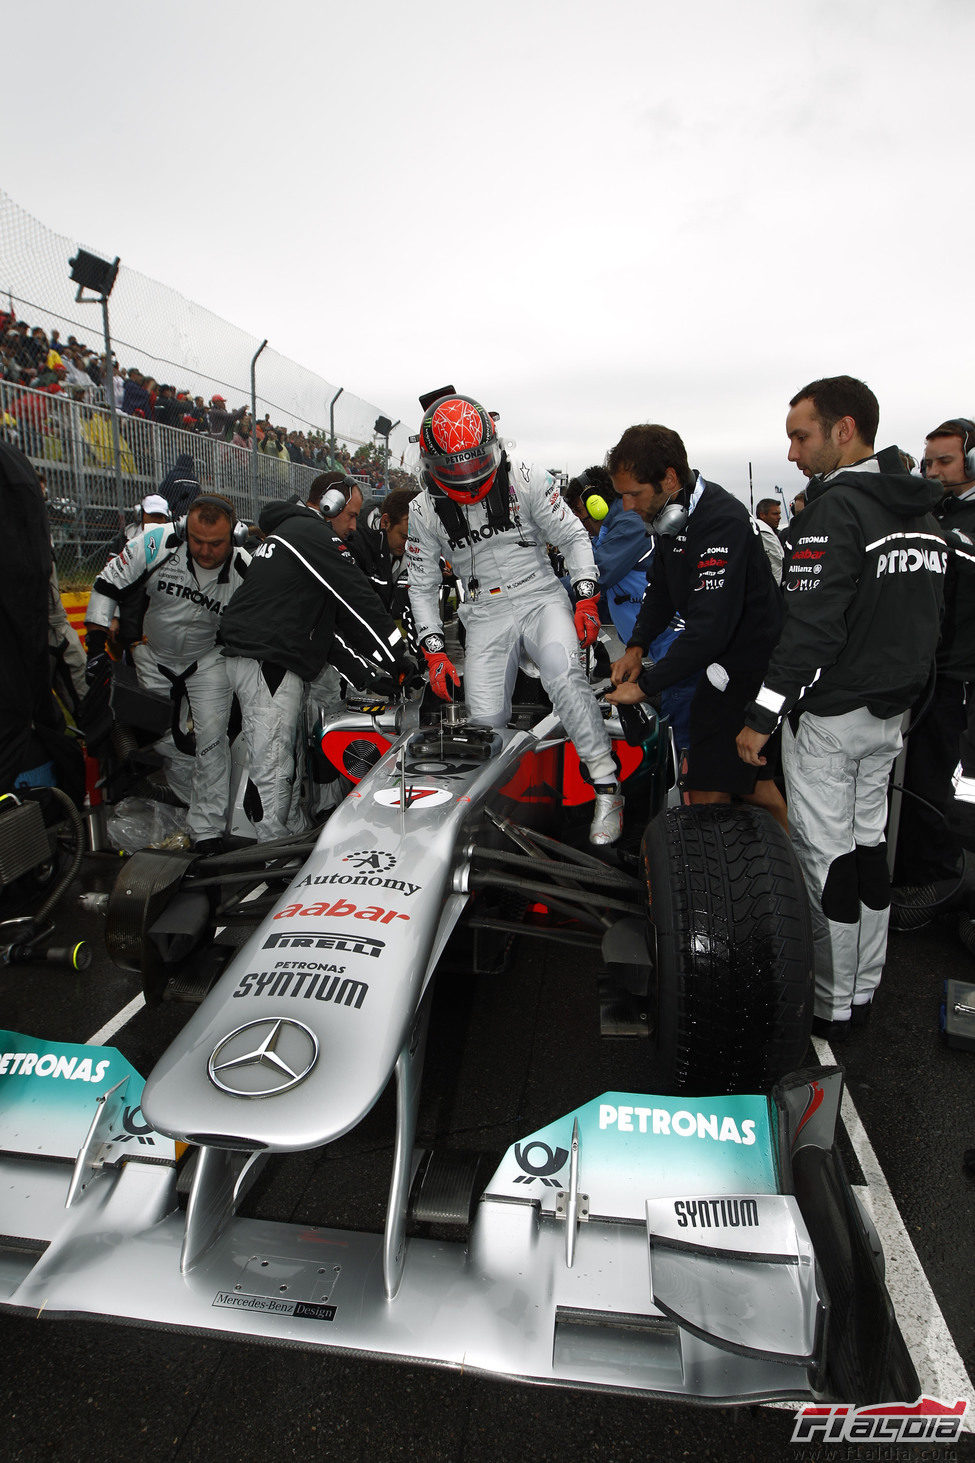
[0,1043,917,1405]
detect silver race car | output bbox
[0,690,919,1406]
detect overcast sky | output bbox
[4,0,971,507]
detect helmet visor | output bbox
[428,437,501,501]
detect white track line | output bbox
[86,991,145,1047]
[812,1033,974,1421]
[85,886,268,1049]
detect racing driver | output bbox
[407,388,623,845]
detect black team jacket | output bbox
[932,490,975,682]
[628,474,781,698]
[218,498,408,691]
[743,447,945,735]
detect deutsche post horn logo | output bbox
[513,1140,569,1186]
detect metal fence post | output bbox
[99,292,125,512]
[250,339,267,523]
[329,387,343,467]
[383,420,399,493]
[67,393,86,573]
[149,417,161,500]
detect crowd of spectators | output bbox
[0,307,412,495]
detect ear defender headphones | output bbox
[950,418,975,481]
[574,467,614,522]
[922,418,975,483]
[320,482,352,518]
[649,473,692,537]
[320,485,349,518]
[650,497,689,537]
[175,494,249,545]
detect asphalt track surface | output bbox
[1,814,974,1463]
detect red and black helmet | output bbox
[418,393,501,503]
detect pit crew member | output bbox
[563,465,697,752]
[562,465,652,643]
[754,497,784,583]
[308,473,393,815]
[347,485,419,648]
[306,471,363,542]
[893,416,975,891]
[605,424,786,829]
[218,494,413,842]
[737,375,945,1039]
[85,493,251,854]
[407,389,623,846]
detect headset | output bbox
[175,493,249,545]
[573,464,688,537]
[359,493,386,533]
[574,466,614,523]
[320,482,351,519]
[922,417,975,484]
[650,494,689,538]
[319,476,369,519]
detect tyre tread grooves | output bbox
[643,805,814,1093]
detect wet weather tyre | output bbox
[642,805,813,1094]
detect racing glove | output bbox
[84,628,112,689]
[573,583,601,650]
[79,629,115,754]
[398,656,426,694]
[421,634,461,701]
[350,649,419,704]
[385,652,423,697]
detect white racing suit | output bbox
[87,523,251,842]
[407,458,616,785]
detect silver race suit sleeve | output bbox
[87,523,251,672]
[512,459,598,590]
[406,495,452,644]
[86,522,175,631]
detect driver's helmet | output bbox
[418,394,500,503]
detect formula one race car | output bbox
[0,690,919,1406]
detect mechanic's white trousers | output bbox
[224,657,309,842]
[132,643,233,843]
[305,663,351,817]
[459,587,615,783]
[782,707,902,1022]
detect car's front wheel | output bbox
[641,805,814,1094]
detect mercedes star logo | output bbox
[208,1018,319,1098]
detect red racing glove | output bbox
[422,637,461,701]
[573,596,601,650]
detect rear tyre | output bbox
[642,805,813,1094]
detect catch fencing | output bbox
[0,188,411,462]
[1,379,327,585]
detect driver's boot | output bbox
[590,784,624,845]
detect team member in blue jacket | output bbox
[563,467,650,641]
